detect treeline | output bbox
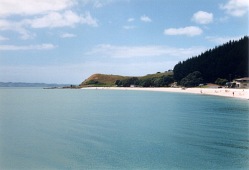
[115,75,174,87]
[173,36,248,84]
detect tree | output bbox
[115,80,122,86]
[139,78,152,87]
[153,77,164,87]
[153,76,174,87]
[117,77,139,87]
[180,71,204,87]
[163,76,174,87]
[215,78,228,86]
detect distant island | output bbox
[0,82,71,88]
[80,36,248,88]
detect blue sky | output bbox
[0,0,248,84]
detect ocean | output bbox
[0,88,248,169]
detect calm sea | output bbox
[0,88,248,169]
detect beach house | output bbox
[234,77,249,88]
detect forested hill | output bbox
[173,36,248,83]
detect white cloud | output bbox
[0,61,175,83]
[205,35,243,44]
[0,0,76,17]
[80,44,207,78]
[220,0,249,17]
[92,0,104,8]
[124,18,136,29]
[91,0,112,8]
[0,43,56,50]
[0,35,9,41]
[60,33,76,38]
[85,44,206,58]
[28,11,98,28]
[0,19,35,39]
[80,11,98,27]
[0,10,97,39]
[80,0,115,8]
[123,25,136,30]
[77,61,177,77]
[127,18,135,22]
[0,19,11,29]
[164,26,203,36]
[140,15,152,22]
[0,1,98,39]
[192,11,213,24]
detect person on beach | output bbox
[233,92,234,96]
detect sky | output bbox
[0,0,248,84]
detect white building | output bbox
[234,77,249,88]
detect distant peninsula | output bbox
[0,82,71,88]
[80,36,248,88]
[80,71,173,87]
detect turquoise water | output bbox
[0,88,248,169]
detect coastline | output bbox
[82,87,249,100]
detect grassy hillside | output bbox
[80,72,173,87]
[80,74,129,87]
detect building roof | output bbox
[235,77,249,81]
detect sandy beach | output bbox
[82,87,249,100]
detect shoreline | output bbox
[82,87,249,100]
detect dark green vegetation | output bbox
[173,36,248,85]
[215,78,228,86]
[82,36,248,88]
[80,72,173,87]
[180,71,204,87]
[116,72,174,87]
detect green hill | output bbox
[80,74,129,87]
[80,72,173,87]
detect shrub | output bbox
[215,78,228,86]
